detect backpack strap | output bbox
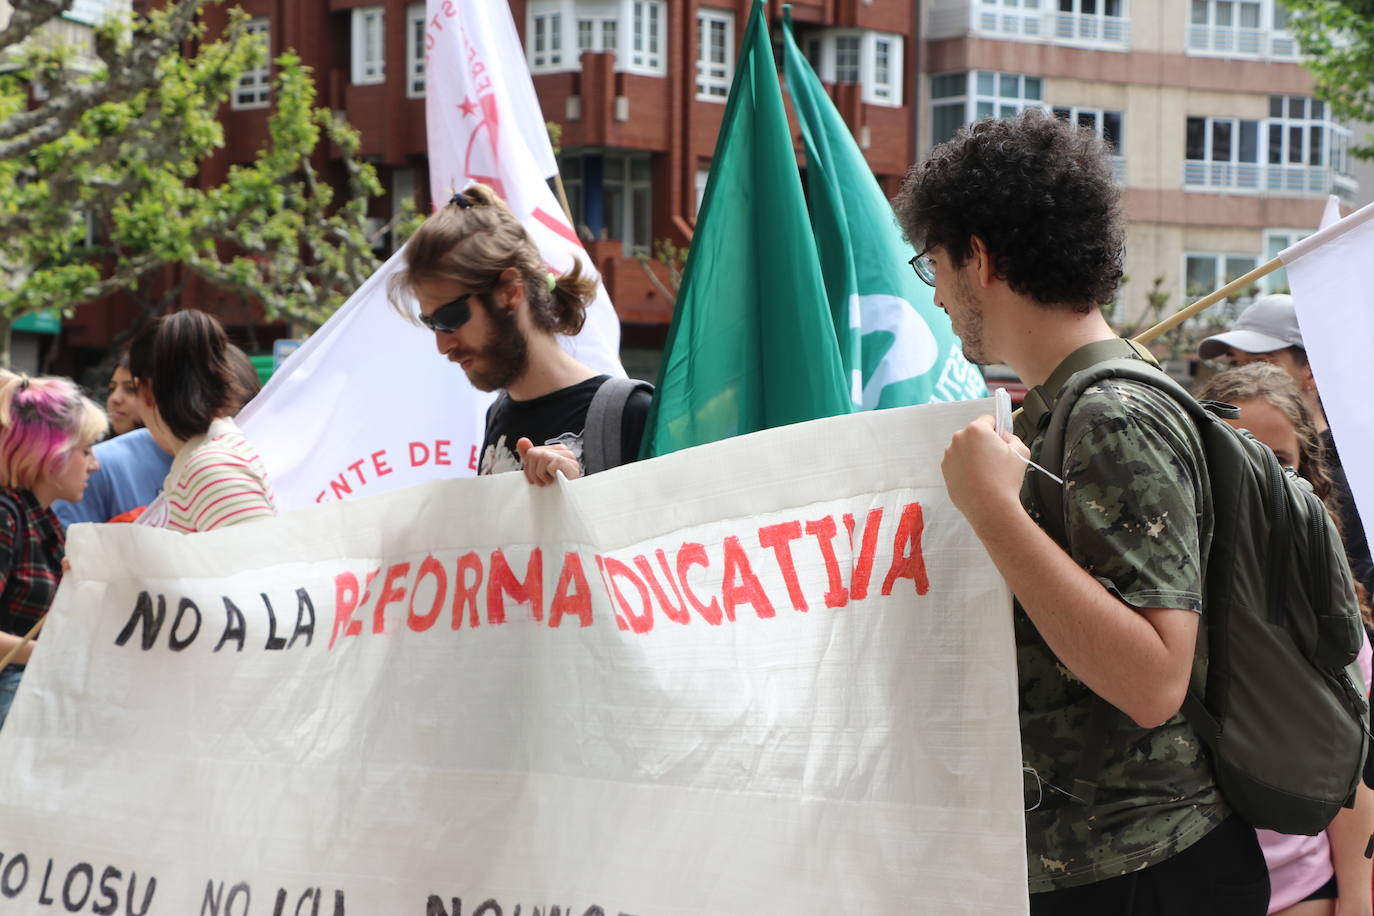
[582,378,653,476]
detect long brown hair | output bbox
[1196,362,1332,502]
[389,183,596,336]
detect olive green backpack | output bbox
[1020,338,1369,835]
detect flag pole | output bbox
[1132,256,1283,345]
[0,616,44,676]
[552,173,575,226]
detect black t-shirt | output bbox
[479,375,652,476]
[1322,428,1374,596]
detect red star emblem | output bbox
[458,97,478,118]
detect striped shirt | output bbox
[162,417,276,533]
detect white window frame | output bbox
[1183,251,1260,319]
[1054,105,1125,180]
[1260,228,1309,294]
[930,71,1047,146]
[696,9,734,102]
[231,17,271,111]
[1187,0,1297,60]
[406,3,426,98]
[528,1,565,73]
[527,0,665,77]
[628,0,666,75]
[351,6,386,86]
[805,30,905,107]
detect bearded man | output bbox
[391,185,650,485]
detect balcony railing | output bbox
[1186,25,1300,60]
[958,7,1129,49]
[1053,11,1130,46]
[1183,160,1355,198]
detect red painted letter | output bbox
[549,553,593,628]
[329,571,361,649]
[635,551,690,625]
[372,562,411,634]
[758,520,807,612]
[845,509,885,600]
[721,536,775,621]
[488,548,543,625]
[805,517,848,608]
[452,552,484,629]
[605,557,653,634]
[675,543,722,625]
[882,503,930,596]
[407,555,447,632]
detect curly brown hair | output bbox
[892,109,1124,312]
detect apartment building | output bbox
[924,0,1357,325]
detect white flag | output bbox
[422,0,624,376]
[239,2,625,513]
[1281,199,1374,552]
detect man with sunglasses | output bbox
[392,185,651,486]
[893,110,1268,914]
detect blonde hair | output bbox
[0,371,106,490]
[388,183,597,335]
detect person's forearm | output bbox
[1328,783,1374,914]
[0,630,34,667]
[967,498,1193,727]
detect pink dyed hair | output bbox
[0,371,107,490]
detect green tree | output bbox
[1280,0,1374,159]
[0,0,407,365]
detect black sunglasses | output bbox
[419,292,474,333]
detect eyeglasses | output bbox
[419,292,474,333]
[908,247,936,287]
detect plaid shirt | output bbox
[0,486,65,638]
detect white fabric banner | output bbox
[0,401,1026,915]
[1281,200,1374,552]
[238,0,624,514]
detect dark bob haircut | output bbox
[128,310,243,442]
[892,109,1124,312]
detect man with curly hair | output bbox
[894,110,1269,913]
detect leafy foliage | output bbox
[1280,0,1374,159]
[0,0,410,362]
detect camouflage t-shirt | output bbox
[1018,375,1227,893]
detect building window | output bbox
[1054,0,1129,44]
[931,70,1046,145]
[834,36,861,82]
[231,17,271,110]
[1184,252,1259,323]
[528,1,664,76]
[406,4,426,98]
[351,6,385,85]
[804,30,904,107]
[560,150,652,255]
[1260,228,1309,293]
[529,2,565,72]
[578,0,619,60]
[1185,98,1354,196]
[1187,0,1296,59]
[1054,106,1125,181]
[695,166,710,217]
[696,9,733,101]
[630,0,666,74]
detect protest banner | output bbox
[238,0,624,513]
[0,400,1026,915]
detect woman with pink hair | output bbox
[0,371,105,730]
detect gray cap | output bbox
[1197,293,1305,360]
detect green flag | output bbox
[640,1,851,458]
[781,11,986,408]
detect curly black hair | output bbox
[893,109,1124,312]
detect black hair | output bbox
[129,310,241,441]
[893,109,1124,312]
